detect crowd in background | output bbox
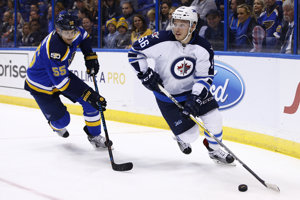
[0,0,299,54]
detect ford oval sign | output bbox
[211,60,245,110]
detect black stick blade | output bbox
[112,162,133,171]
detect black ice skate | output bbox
[175,136,192,154]
[54,127,69,138]
[49,122,69,138]
[203,139,235,165]
[84,126,113,149]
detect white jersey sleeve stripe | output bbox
[26,76,55,91]
[55,77,70,90]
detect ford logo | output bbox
[211,60,245,110]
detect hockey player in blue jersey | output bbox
[128,6,234,164]
[24,11,112,149]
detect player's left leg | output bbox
[156,98,200,154]
[31,92,70,138]
[200,108,234,164]
[77,98,112,149]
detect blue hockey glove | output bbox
[137,68,163,92]
[182,94,202,118]
[85,52,99,75]
[82,88,107,111]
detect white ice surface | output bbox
[0,103,300,200]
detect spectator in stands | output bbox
[15,12,25,33]
[6,0,14,13]
[102,0,122,24]
[31,2,48,21]
[115,17,131,48]
[29,10,48,34]
[29,19,46,46]
[147,8,156,32]
[1,12,21,47]
[160,0,172,30]
[82,16,98,47]
[199,9,224,50]
[165,7,176,31]
[0,0,7,23]
[121,0,138,11]
[104,18,119,48]
[190,0,217,20]
[57,0,75,10]
[121,1,136,31]
[128,14,152,48]
[47,3,65,33]
[232,4,265,52]
[277,0,294,54]
[30,3,39,13]
[72,0,87,16]
[229,0,245,44]
[78,7,90,22]
[0,11,12,37]
[253,0,265,19]
[257,0,282,50]
[21,22,33,46]
[102,0,121,33]
[47,2,65,33]
[215,0,224,14]
[89,0,99,25]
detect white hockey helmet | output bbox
[171,6,198,27]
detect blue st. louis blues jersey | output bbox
[257,4,282,37]
[25,27,92,95]
[128,31,214,97]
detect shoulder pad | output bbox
[48,32,68,61]
[78,27,89,39]
[132,31,176,51]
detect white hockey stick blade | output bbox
[265,182,280,192]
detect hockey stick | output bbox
[158,84,280,192]
[92,75,133,171]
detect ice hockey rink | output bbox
[1,103,300,200]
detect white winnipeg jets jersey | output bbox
[128,31,214,96]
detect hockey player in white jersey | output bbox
[128,6,234,164]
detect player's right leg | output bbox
[200,109,234,164]
[156,97,199,154]
[77,98,112,149]
[31,92,70,138]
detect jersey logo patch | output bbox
[50,53,61,59]
[171,57,195,79]
[151,32,159,39]
[263,20,275,30]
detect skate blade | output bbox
[212,159,236,166]
[93,145,114,151]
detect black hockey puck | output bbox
[238,184,248,192]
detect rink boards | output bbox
[0,50,299,159]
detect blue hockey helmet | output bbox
[55,10,80,31]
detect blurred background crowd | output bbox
[0,0,299,54]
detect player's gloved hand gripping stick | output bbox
[157,84,280,192]
[85,52,100,75]
[92,74,133,171]
[137,68,163,92]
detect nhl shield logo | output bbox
[171,57,196,79]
